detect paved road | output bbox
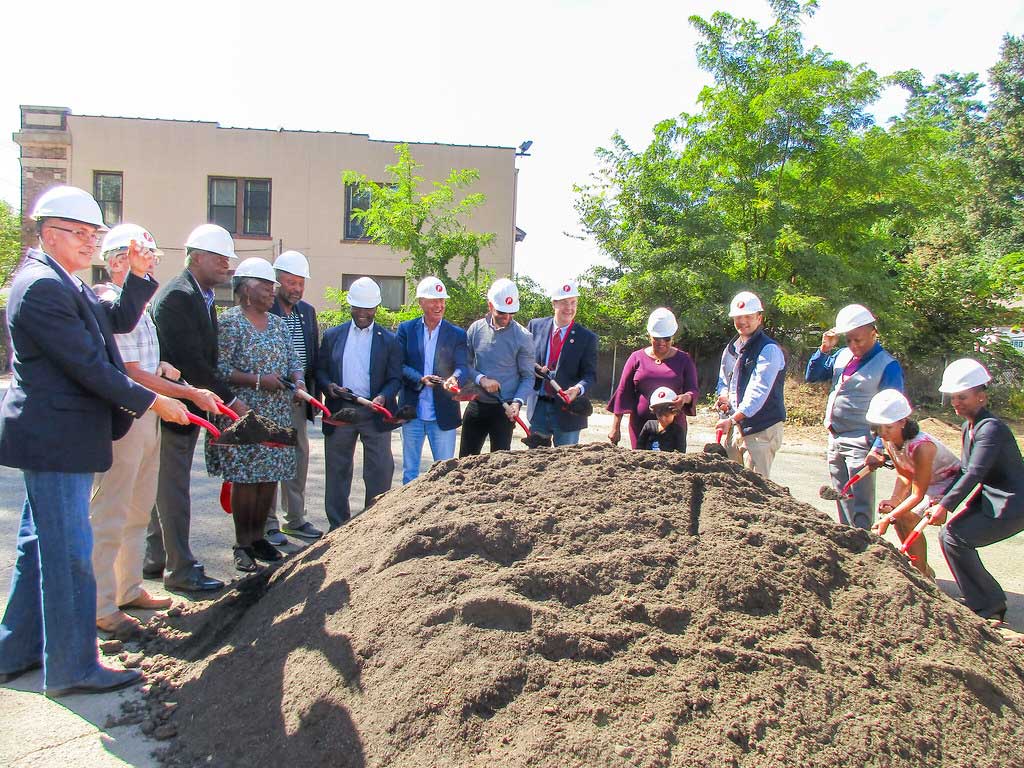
[1,414,1021,767]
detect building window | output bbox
[344,183,372,240]
[341,274,405,310]
[93,172,123,227]
[208,177,271,237]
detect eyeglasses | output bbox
[108,249,161,266]
[47,224,103,247]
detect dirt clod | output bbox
[143,444,1024,767]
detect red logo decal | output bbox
[505,296,513,306]
[144,232,154,242]
[562,284,571,293]
[737,301,745,309]
[436,284,443,292]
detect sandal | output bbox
[233,546,258,572]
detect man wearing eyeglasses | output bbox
[0,186,190,697]
[459,278,535,456]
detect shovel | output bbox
[898,484,980,561]
[279,379,353,426]
[703,427,728,457]
[451,382,531,437]
[819,464,874,501]
[184,414,233,514]
[535,366,593,417]
[330,386,416,425]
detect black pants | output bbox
[459,400,514,456]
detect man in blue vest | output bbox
[395,277,468,483]
[806,303,904,530]
[715,291,786,477]
[526,280,598,447]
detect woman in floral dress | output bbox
[206,258,305,572]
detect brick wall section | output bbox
[21,145,68,160]
[19,166,68,253]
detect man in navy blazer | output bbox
[315,277,402,529]
[264,250,324,543]
[526,280,598,446]
[395,277,469,483]
[0,186,189,697]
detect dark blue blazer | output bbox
[270,297,320,421]
[0,249,157,473]
[527,317,599,432]
[940,408,1024,519]
[315,320,402,435]
[395,317,469,431]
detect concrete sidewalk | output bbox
[1,414,1021,766]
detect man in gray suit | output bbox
[315,277,402,530]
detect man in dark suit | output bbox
[0,186,189,696]
[315,277,401,529]
[264,250,323,543]
[526,280,598,446]
[146,224,242,593]
[395,277,468,483]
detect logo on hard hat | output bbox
[737,300,745,309]
[505,296,513,306]
[436,284,443,293]
[562,284,570,293]
[143,231,154,243]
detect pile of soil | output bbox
[141,444,1024,767]
[216,412,296,445]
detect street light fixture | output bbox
[516,140,533,157]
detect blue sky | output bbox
[3,0,1022,288]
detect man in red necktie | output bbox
[525,280,599,447]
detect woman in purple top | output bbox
[608,308,700,449]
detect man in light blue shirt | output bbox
[715,292,787,477]
[395,277,468,483]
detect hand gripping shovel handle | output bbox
[538,367,573,406]
[899,511,936,555]
[840,464,873,499]
[280,378,333,419]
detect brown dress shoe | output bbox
[96,611,142,639]
[119,590,172,611]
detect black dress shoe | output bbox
[233,546,258,573]
[250,538,283,562]
[142,564,165,579]
[164,573,224,593]
[45,665,142,698]
[0,660,41,684]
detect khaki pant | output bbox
[725,420,784,479]
[90,410,160,619]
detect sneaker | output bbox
[233,546,258,573]
[250,538,284,562]
[281,522,324,541]
[264,528,288,546]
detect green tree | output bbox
[0,200,21,291]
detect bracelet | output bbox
[256,374,261,391]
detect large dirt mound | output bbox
[143,444,1024,767]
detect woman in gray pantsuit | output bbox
[925,358,1024,622]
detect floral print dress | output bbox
[205,306,301,484]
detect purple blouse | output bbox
[608,348,700,449]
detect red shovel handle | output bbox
[187,412,221,439]
[715,427,724,444]
[840,464,873,497]
[217,403,240,421]
[220,482,232,514]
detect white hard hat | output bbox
[185,224,237,260]
[273,250,310,278]
[866,389,913,425]
[549,280,579,300]
[834,304,876,335]
[650,386,677,407]
[728,291,764,317]
[102,224,163,258]
[487,278,520,313]
[646,307,678,338]
[416,276,449,299]
[348,276,382,308]
[938,358,992,394]
[232,257,278,285]
[31,185,107,229]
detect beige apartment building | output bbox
[14,105,519,309]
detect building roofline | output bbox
[68,112,515,151]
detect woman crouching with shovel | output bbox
[867,389,960,578]
[206,258,304,573]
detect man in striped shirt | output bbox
[265,251,324,543]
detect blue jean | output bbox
[401,419,457,484]
[529,398,581,447]
[0,471,99,690]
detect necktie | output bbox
[548,326,567,369]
